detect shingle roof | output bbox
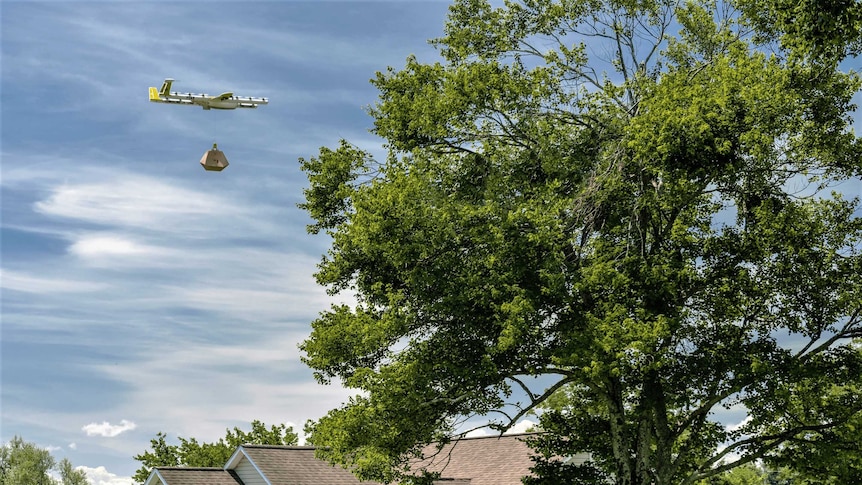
[154,467,242,485]
[409,433,541,485]
[240,445,373,485]
[156,435,547,485]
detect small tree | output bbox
[0,436,88,485]
[57,458,88,485]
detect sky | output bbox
[0,2,461,484]
[1,2,860,485]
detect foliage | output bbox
[693,462,808,485]
[736,0,862,61]
[0,436,88,485]
[702,463,766,485]
[57,458,88,485]
[762,392,862,484]
[298,0,862,484]
[132,420,298,483]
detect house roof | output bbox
[231,445,371,484]
[147,433,554,485]
[409,433,541,485]
[147,467,242,485]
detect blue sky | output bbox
[1,2,455,483]
[2,2,861,485]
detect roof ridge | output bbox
[450,432,542,441]
[238,433,542,450]
[240,444,317,450]
[155,466,227,471]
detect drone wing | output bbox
[234,95,269,107]
[149,79,268,109]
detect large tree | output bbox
[132,421,298,483]
[298,0,862,484]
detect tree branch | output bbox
[797,306,862,362]
[698,420,847,479]
[499,374,575,431]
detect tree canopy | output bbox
[0,436,88,485]
[298,0,862,484]
[132,420,298,483]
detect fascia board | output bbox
[143,469,166,485]
[224,446,247,470]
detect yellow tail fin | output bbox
[159,79,173,96]
[149,87,160,101]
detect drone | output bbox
[148,78,268,110]
[149,79,269,171]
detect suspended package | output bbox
[200,143,229,171]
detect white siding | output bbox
[565,452,593,466]
[234,458,269,485]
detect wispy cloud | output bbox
[82,420,137,438]
[0,269,107,294]
[34,176,239,230]
[1,2,451,480]
[92,332,356,441]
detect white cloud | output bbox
[69,443,77,450]
[506,418,538,434]
[726,415,753,433]
[69,235,158,257]
[464,428,492,438]
[34,176,238,230]
[78,466,133,485]
[82,420,137,438]
[463,418,538,438]
[68,234,170,261]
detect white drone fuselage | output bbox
[148,79,268,110]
